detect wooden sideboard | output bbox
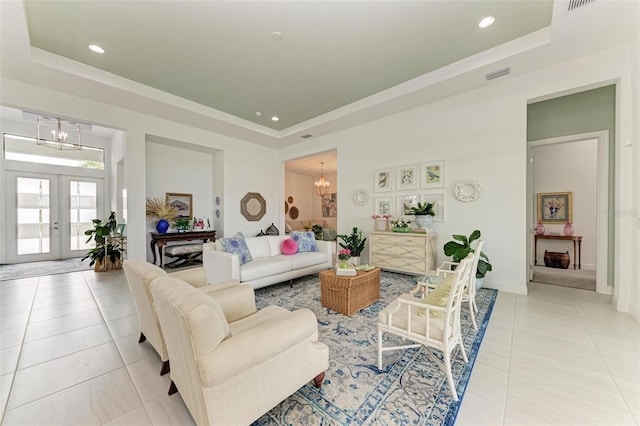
[369,231,437,275]
[150,230,216,267]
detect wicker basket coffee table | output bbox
[319,267,381,316]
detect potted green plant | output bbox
[443,229,492,288]
[174,218,191,232]
[81,211,125,271]
[311,224,324,240]
[337,226,367,264]
[408,201,436,229]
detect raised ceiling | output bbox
[23,1,552,132]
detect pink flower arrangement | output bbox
[371,214,393,220]
[338,248,351,261]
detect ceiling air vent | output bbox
[301,134,313,139]
[568,0,596,12]
[484,67,510,81]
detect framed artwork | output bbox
[374,168,393,192]
[166,193,192,218]
[322,193,337,217]
[421,193,445,222]
[421,160,445,189]
[396,164,418,191]
[537,192,572,224]
[374,196,393,216]
[397,194,419,216]
[116,223,126,235]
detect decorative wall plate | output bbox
[454,179,481,202]
[215,196,220,206]
[353,189,369,206]
[287,196,294,203]
[285,201,289,214]
[289,206,299,219]
[215,209,220,218]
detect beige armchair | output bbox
[122,259,241,375]
[150,275,329,426]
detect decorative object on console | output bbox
[314,162,330,196]
[145,196,179,234]
[166,193,193,219]
[240,192,266,221]
[537,191,572,224]
[564,222,574,236]
[174,218,191,232]
[421,160,445,189]
[396,164,418,191]
[454,179,481,202]
[353,189,369,206]
[536,222,545,235]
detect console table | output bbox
[534,235,582,270]
[369,231,437,275]
[150,230,216,267]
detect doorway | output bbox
[527,131,610,294]
[4,171,104,263]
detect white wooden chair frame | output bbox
[377,254,474,401]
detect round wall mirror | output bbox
[240,192,266,221]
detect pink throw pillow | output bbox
[281,238,298,255]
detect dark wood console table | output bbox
[150,230,216,267]
[534,235,582,270]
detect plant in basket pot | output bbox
[337,227,366,265]
[146,196,178,233]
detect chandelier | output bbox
[314,162,330,197]
[37,117,82,150]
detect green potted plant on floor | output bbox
[337,226,367,264]
[443,229,492,288]
[81,211,125,271]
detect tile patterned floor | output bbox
[0,270,638,425]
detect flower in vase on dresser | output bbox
[338,249,351,268]
[390,217,412,233]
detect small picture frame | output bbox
[421,161,445,189]
[537,192,572,224]
[166,193,193,219]
[374,168,393,192]
[116,223,126,235]
[421,193,445,222]
[396,164,418,191]
[397,194,419,216]
[374,196,393,216]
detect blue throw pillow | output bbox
[290,231,317,253]
[220,232,252,265]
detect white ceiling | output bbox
[1,1,637,151]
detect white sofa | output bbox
[203,235,333,289]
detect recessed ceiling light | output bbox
[271,116,279,122]
[88,44,104,53]
[272,31,283,40]
[255,111,263,117]
[478,16,495,28]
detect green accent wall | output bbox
[527,85,616,286]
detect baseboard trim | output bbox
[483,279,528,295]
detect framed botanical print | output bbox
[421,193,445,221]
[537,192,572,224]
[396,164,418,191]
[374,196,393,216]
[396,194,419,216]
[421,160,445,189]
[166,193,192,218]
[374,168,393,192]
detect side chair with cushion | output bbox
[434,240,485,330]
[150,276,329,426]
[122,259,242,375]
[377,254,474,401]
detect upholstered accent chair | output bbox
[150,276,329,426]
[377,254,474,401]
[122,259,241,375]
[434,240,485,330]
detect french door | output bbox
[4,171,105,263]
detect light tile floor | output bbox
[0,270,638,425]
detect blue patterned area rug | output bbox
[253,271,497,426]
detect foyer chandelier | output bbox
[314,162,330,197]
[37,117,82,150]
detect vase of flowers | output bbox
[390,217,412,233]
[146,196,179,233]
[338,248,351,268]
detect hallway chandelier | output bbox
[37,117,82,150]
[314,162,330,197]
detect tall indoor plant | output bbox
[337,226,367,264]
[443,229,492,288]
[81,211,125,271]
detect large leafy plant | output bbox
[443,229,492,279]
[337,226,367,257]
[409,201,435,216]
[81,211,124,267]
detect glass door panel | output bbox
[16,177,52,255]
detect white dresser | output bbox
[369,231,437,275]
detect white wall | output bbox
[280,43,639,304]
[533,139,598,269]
